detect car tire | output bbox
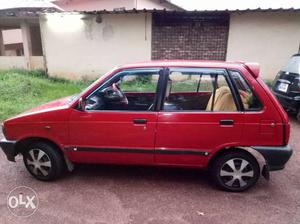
[211,151,260,192]
[23,142,65,181]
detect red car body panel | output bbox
[2,60,290,169]
[67,110,157,164]
[155,111,244,167]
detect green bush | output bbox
[264,80,273,88]
[0,70,91,121]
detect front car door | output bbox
[67,68,163,165]
[155,67,245,167]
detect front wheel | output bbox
[23,142,65,181]
[211,151,260,192]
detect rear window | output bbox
[229,70,263,111]
[282,55,300,74]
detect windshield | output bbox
[68,67,120,105]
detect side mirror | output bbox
[78,97,86,111]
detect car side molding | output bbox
[64,147,210,156]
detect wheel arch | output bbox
[16,137,64,157]
[208,147,266,171]
[15,136,74,172]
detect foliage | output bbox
[264,79,273,89]
[0,70,90,121]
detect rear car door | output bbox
[155,67,244,167]
[229,69,284,146]
[67,68,163,165]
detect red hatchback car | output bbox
[0,61,293,191]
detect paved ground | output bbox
[0,117,299,224]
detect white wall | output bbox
[0,56,44,70]
[0,56,26,69]
[40,13,152,79]
[2,29,22,45]
[227,12,300,80]
[30,56,45,69]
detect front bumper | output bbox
[253,145,293,171]
[0,138,17,162]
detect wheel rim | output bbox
[26,149,52,177]
[220,158,254,188]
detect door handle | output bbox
[133,119,147,124]
[220,119,234,125]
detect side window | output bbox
[163,68,237,111]
[85,69,160,111]
[229,70,263,111]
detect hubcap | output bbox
[220,158,254,188]
[26,149,51,176]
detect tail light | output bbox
[283,122,290,145]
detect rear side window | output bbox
[229,70,263,111]
[163,68,237,111]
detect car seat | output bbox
[206,86,237,111]
[239,90,251,110]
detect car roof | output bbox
[119,60,246,70]
[119,60,260,78]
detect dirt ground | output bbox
[0,117,299,224]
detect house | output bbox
[2,29,23,56]
[0,0,60,69]
[1,0,300,80]
[40,8,300,79]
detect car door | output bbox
[229,69,284,146]
[155,67,244,167]
[67,68,163,165]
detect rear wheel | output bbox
[23,142,65,181]
[211,151,260,192]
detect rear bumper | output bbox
[0,138,17,162]
[272,91,300,112]
[252,145,293,171]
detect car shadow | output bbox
[66,163,213,188]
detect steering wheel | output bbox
[112,83,128,104]
[102,83,128,104]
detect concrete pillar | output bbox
[20,20,32,69]
[0,30,5,56]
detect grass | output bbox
[0,69,91,121]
